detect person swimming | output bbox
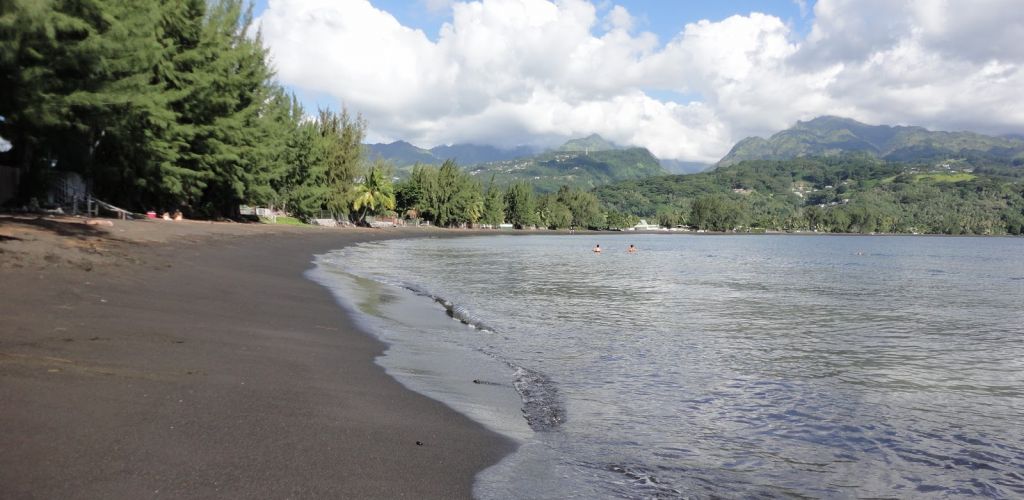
[593,244,602,253]
[628,244,637,253]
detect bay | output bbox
[313,234,1024,498]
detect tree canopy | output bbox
[0,0,366,219]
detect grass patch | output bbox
[880,172,976,184]
[259,215,307,225]
[913,172,975,183]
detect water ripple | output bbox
[338,234,1024,498]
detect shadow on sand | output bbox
[0,215,112,241]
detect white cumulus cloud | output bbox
[258,0,1024,163]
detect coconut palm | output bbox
[351,162,396,224]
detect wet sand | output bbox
[0,216,514,498]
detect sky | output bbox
[253,0,1024,163]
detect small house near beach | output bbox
[631,219,661,231]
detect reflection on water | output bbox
[320,234,1024,498]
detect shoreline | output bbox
[308,249,539,444]
[0,216,514,498]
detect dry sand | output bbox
[0,216,514,498]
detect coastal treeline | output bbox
[594,155,1024,235]
[392,161,604,229]
[0,0,370,219]
[4,2,1021,235]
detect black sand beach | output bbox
[0,216,513,498]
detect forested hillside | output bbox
[366,134,665,191]
[364,141,535,168]
[595,155,1024,235]
[467,146,667,192]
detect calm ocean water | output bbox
[311,234,1024,498]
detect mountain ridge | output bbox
[365,134,669,191]
[466,146,667,192]
[557,134,620,152]
[364,141,535,167]
[718,116,1024,167]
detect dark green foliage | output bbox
[395,160,482,227]
[556,185,604,229]
[537,194,572,229]
[318,108,366,218]
[481,175,505,226]
[504,181,537,228]
[690,194,741,231]
[278,116,328,219]
[533,185,601,229]
[656,207,686,228]
[605,211,639,230]
[1,0,179,204]
[394,164,433,217]
[0,0,364,218]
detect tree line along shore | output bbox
[2,1,1022,235]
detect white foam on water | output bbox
[308,254,533,442]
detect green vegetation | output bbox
[391,161,604,229]
[594,155,1024,235]
[351,162,397,224]
[503,181,537,228]
[396,160,483,227]
[2,3,1019,236]
[911,172,976,183]
[467,147,667,192]
[368,135,667,192]
[259,215,306,226]
[0,0,380,222]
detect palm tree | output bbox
[351,162,396,224]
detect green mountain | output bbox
[468,144,667,192]
[430,143,535,165]
[594,154,1024,235]
[365,140,436,166]
[364,141,534,168]
[367,135,667,190]
[557,133,620,152]
[718,116,1024,167]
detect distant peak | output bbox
[803,115,858,123]
[795,115,868,129]
[558,134,619,152]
